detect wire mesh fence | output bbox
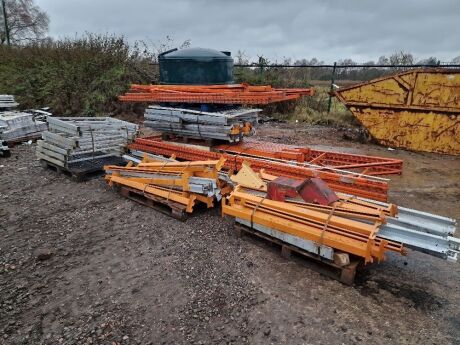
[141,62,460,117]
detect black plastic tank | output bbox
[159,47,233,85]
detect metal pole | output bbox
[258,56,264,84]
[327,62,337,113]
[1,0,10,46]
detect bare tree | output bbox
[451,56,460,64]
[389,51,414,65]
[0,0,49,45]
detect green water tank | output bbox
[159,47,233,85]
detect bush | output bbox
[0,34,150,115]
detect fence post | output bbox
[258,56,265,84]
[327,62,337,113]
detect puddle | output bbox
[356,278,446,312]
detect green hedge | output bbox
[0,35,150,115]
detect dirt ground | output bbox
[1,124,459,345]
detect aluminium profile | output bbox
[235,217,334,260]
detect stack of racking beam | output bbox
[119,83,315,105]
[105,157,225,219]
[144,106,260,142]
[37,117,138,178]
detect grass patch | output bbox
[266,86,359,127]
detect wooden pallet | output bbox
[161,133,217,147]
[117,185,187,221]
[234,222,362,285]
[5,132,42,146]
[39,159,103,182]
[40,155,126,182]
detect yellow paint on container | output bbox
[334,69,460,155]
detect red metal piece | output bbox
[129,137,390,202]
[267,177,305,202]
[119,83,315,105]
[215,139,403,176]
[299,178,339,205]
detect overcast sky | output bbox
[35,0,460,63]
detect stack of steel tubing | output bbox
[215,139,403,176]
[36,117,138,168]
[105,157,226,212]
[144,106,260,142]
[223,187,405,264]
[119,83,315,105]
[232,168,460,263]
[129,137,390,202]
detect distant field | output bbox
[309,79,363,87]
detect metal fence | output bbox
[234,62,460,112]
[144,62,460,112]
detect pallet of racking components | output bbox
[40,155,126,182]
[233,221,361,285]
[105,158,225,216]
[222,189,405,264]
[144,106,260,143]
[37,117,138,174]
[129,137,390,201]
[231,166,460,263]
[215,139,403,176]
[0,111,47,143]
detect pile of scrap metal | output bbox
[104,156,226,218]
[37,117,138,171]
[223,163,460,264]
[144,106,260,142]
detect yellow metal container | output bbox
[334,69,460,155]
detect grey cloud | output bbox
[35,0,460,62]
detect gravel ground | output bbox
[1,126,459,345]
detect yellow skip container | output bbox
[334,69,460,155]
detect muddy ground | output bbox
[0,124,459,345]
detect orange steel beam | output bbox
[129,137,390,201]
[237,186,387,223]
[215,139,403,176]
[108,175,197,212]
